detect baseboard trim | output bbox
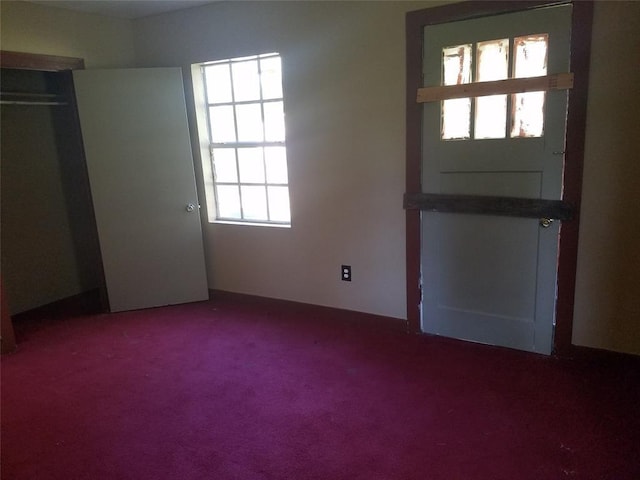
[563,343,640,364]
[209,289,408,334]
[209,290,640,362]
[11,288,636,363]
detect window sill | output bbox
[210,219,291,229]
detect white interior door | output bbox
[73,68,209,312]
[420,6,572,354]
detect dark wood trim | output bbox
[404,193,574,221]
[210,290,640,363]
[405,6,424,334]
[0,50,84,71]
[553,1,593,356]
[406,1,566,28]
[561,344,640,364]
[1,277,17,355]
[404,1,592,355]
[417,72,574,103]
[210,290,408,334]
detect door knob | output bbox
[186,203,196,213]
[539,218,554,228]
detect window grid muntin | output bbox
[202,53,290,224]
[440,34,548,141]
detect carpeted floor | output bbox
[2,293,639,479]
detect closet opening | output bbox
[1,52,106,352]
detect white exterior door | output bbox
[74,68,209,312]
[420,6,572,354]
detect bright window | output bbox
[474,38,509,139]
[202,53,291,225]
[441,44,472,140]
[441,34,548,140]
[511,34,548,137]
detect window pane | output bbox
[232,60,261,102]
[441,44,471,140]
[264,147,288,184]
[204,64,232,104]
[268,186,291,223]
[216,185,241,219]
[238,147,265,183]
[442,44,471,86]
[235,103,263,142]
[260,56,283,100]
[264,101,285,142]
[475,96,507,139]
[512,91,545,137]
[212,148,237,183]
[513,34,548,78]
[442,99,471,140]
[477,39,509,82]
[475,39,508,139]
[511,34,548,138]
[209,106,236,143]
[241,185,268,221]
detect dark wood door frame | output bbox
[405,1,593,356]
[0,50,85,70]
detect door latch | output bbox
[539,217,554,228]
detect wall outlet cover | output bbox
[341,265,351,281]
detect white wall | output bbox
[134,1,439,319]
[572,1,640,355]
[0,0,135,68]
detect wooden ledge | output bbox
[0,50,84,71]
[403,192,574,221]
[417,73,573,103]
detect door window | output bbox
[441,34,549,140]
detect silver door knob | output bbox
[539,218,554,228]
[186,203,196,213]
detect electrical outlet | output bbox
[341,265,352,282]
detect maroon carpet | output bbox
[2,293,639,479]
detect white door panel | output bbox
[74,68,209,312]
[439,172,542,197]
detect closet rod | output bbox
[1,92,68,106]
[1,91,61,98]
[0,100,68,106]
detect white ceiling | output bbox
[25,0,218,19]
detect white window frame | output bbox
[198,52,291,226]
